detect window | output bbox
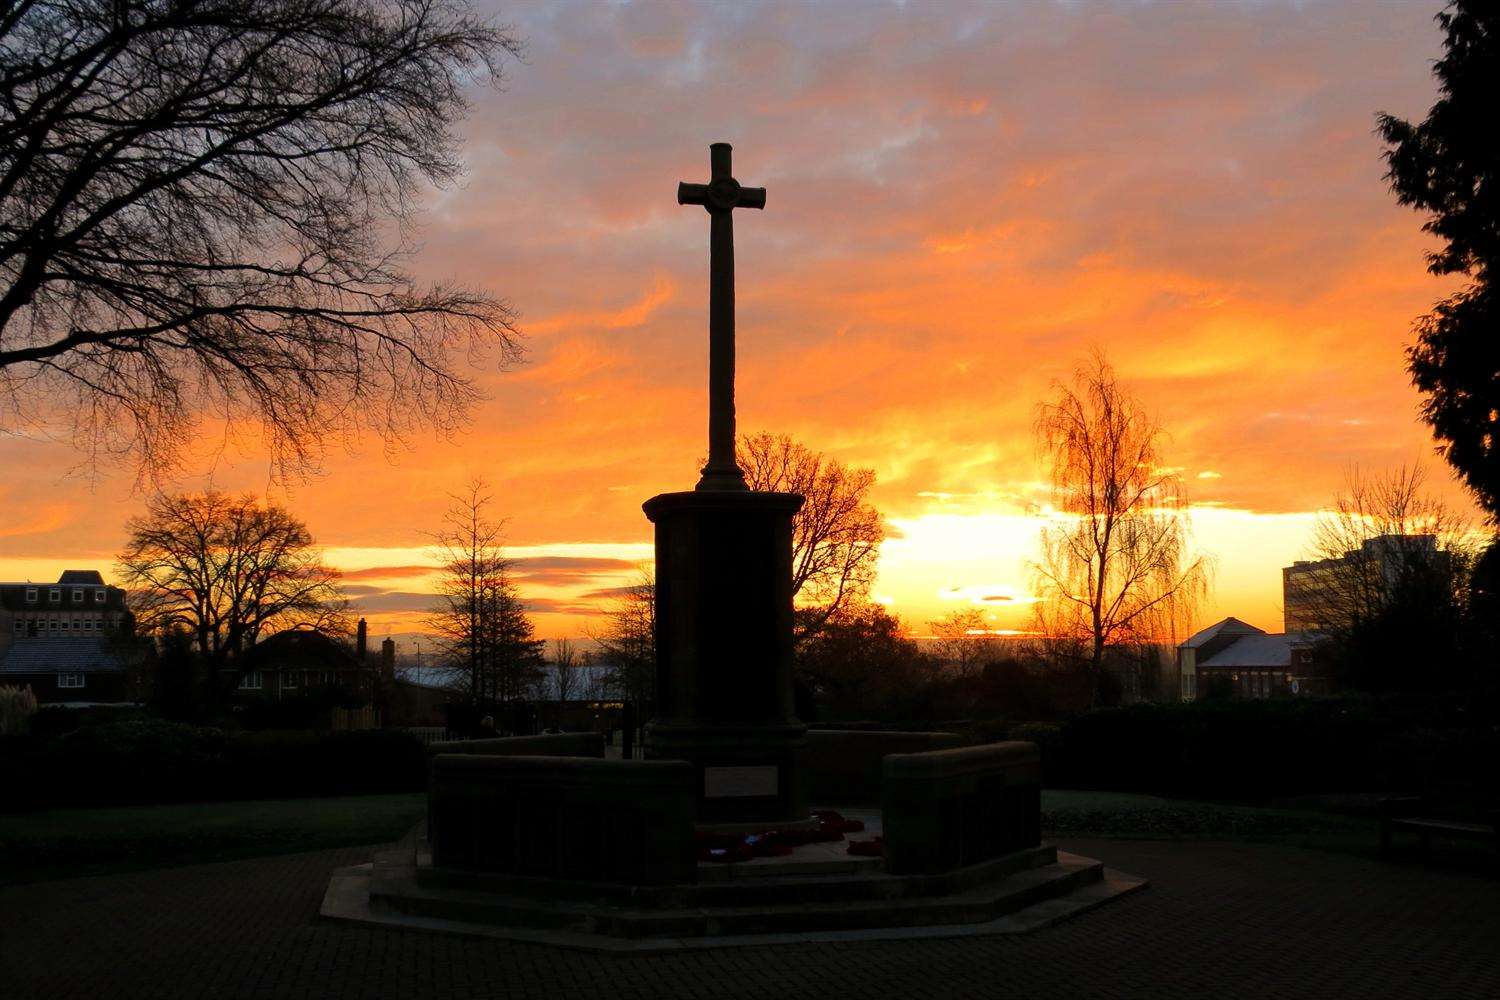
[12,619,21,634]
[48,619,57,631]
[57,673,86,689]
[25,587,36,603]
[82,619,92,632]
[283,671,298,689]
[71,588,83,603]
[238,671,263,690]
[48,588,60,603]
[95,589,106,604]
[60,619,69,631]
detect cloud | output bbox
[340,565,435,582]
[0,1,1472,642]
[347,591,437,613]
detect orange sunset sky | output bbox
[0,1,1483,646]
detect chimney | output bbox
[356,618,368,661]
[381,637,396,682]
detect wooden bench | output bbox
[1379,796,1499,857]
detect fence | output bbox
[330,705,381,731]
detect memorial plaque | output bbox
[703,765,779,798]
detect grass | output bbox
[1041,789,1375,840]
[0,793,425,885]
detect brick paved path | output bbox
[2,838,1496,1000]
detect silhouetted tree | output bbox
[591,569,655,712]
[1031,352,1209,701]
[738,432,884,642]
[1308,465,1478,691]
[118,491,347,685]
[795,602,931,720]
[0,0,524,480]
[427,479,543,710]
[1378,2,1500,517]
[550,637,577,705]
[927,608,991,680]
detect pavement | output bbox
[2,836,1497,1000]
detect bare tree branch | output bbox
[0,1,525,480]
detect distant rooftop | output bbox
[1180,617,1264,649]
[1199,633,1298,669]
[0,636,131,674]
[57,570,106,586]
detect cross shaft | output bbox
[678,143,766,491]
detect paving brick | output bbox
[1,837,1496,999]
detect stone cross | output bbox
[678,143,766,491]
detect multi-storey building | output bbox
[1283,534,1443,632]
[0,570,134,703]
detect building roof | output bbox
[242,627,363,672]
[1199,633,1300,669]
[1180,617,1264,649]
[0,637,131,674]
[57,570,106,585]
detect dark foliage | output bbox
[1378,3,1500,515]
[0,721,425,812]
[1039,695,1500,800]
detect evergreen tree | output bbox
[1379,2,1500,516]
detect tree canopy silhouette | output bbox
[0,0,524,479]
[737,431,884,643]
[118,490,347,679]
[1378,1,1500,517]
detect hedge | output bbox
[0,722,426,813]
[1032,694,1500,799]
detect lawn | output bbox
[1041,789,1375,841]
[0,793,425,885]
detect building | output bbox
[1283,534,1444,632]
[233,619,387,704]
[0,570,135,703]
[1176,617,1327,700]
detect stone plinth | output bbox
[428,754,696,885]
[882,741,1043,876]
[643,489,808,826]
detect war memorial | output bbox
[320,144,1145,950]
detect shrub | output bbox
[0,685,38,736]
[1048,694,1498,799]
[0,723,425,812]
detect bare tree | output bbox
[590,568,655,710]
[738,432,884,642]
[1031,352,1209,693]
[118,490,347,681]
[550,636,577,705]
[1301,464,1476,634]
[427,479,543,707]
[0,1,524,480]
[927,608,991,679]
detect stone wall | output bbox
[881,741,1042,876]
[428,754,696,885]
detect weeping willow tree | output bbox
[1032,352,1209,695]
